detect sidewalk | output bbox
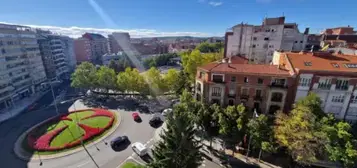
[0,90,49,123]
[224,149,281,168]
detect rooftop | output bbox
[284,51,357,73]
[198,61,290,76]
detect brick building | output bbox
[195,51,357,122]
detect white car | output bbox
[131,142,148,156]
[162,108,173,116]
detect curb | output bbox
[14,109,122,161]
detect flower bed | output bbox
[26,109,115,151]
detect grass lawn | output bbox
[67,110,94,121]
[121,162,143,168]
[22,111,117,155]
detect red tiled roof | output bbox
[284,51,357,73]
[198,62,291,76]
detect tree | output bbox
[197,42,223,53]
[247,114,276,160]
[96,66,117,93]
[322,116,357,168]
[71,62,98,90]
[143,53,178,69]
[117,67,144,94]
[145,67,167,95]
[214,104,249,147]
[108,60,121,73]
[163,68,179,92]
[149,104,202,168]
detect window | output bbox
[258,78,264,84]
[241,88,248,95]
[294,41,298,43]
[300,41,303,43]
[196,82,202,92]
[199,71,204,78]
[264,37,269,41]
[271,78,286,87]
[336,79,349,90]
[318,78,332,89]
[252,44,256,48]
[255,89,262,97]
[271,92,283,102]
[253,37,257,41]
[211,87,222,97]
[332,95,345,103]
[269,45,274,48]
[244,77,248,83]
[299,78,311,87]
[351,95,357,103]
[271,29,275,32]
[231,76,236,82]
[212,74,224,83]
[265,29,270,32]
[228,99,234,106]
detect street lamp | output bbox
[41,80,61,116]
[246,109,259,160]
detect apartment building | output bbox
[273,51,357,123]
[321,26,356,35]
[196,51,357,122]
[195,56,295,114]
[225,16,308,64]
[37,32,68,80]
[82,33,108,64]
[59,36,76,71]
[74,37,92,63]
[108,32,130,54]
[0,24,47,110]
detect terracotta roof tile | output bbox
[198,62,291,76]
[284,51,357,73]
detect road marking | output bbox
[76,161,90,167]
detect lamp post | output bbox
[246,109,259,160]
[41,80,61,116]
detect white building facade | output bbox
[0,24,47,111]
[225,16,308,64]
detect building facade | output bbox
[37,32,68,80]
[82,33,108,64]
[196,51,357,123]
[74,37,92,63]
[225,16,308,64]
[102,52,126,66]
[0,24,47,110]
[59,36,76,71]
[108,32,130,54]
[321,26,356,35]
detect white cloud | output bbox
[0,22,217,38]
[208,1,223,6]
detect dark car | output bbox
[149,115,163,127]
[110,136,129,148]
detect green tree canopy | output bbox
[71,62,98,90]
[117,67,144,93]
[149,104,202,168]
[96,66,117,93]
[163,68,179,92]
[196,42,223,53]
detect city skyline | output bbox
[0,0,356,38]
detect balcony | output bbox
[240,94,249,100]
[228,93,236,98]
[271,97,283,102]
[270,82,287,88]
[335,85,349,91]
[317,83,331,90]
[254,95,263,101]
[212,79,224,83]
[211,92,221,97]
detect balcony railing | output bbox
[271,97,283,102]
[318,83,331,90]
[240,94,249,100]
[270,82,287,88]
[228,93,236,98]
[212,79,224,83]
[336,85,349,91]
[212,93,221,97]
[254,95,263,101]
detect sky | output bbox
[0,0,356,38]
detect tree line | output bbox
[143,53,179,69]
[71,62,189,96]
[148,91,357,168]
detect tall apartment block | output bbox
[37,30,69,80]
[0,24,47,110]
[59,36,76,71]
[225,16,309,64]
[108,32,130,54]
[74,37,92,63]
[82,33,108,64]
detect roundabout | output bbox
[15,108,119,159]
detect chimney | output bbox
[222,58,226,63]
[304,28,310,35]
[228,57,232,64]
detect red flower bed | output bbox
[27,108,115,151]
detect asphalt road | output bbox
[0,91,163,168]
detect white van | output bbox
[131,142,148,156]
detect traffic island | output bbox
[14,108,121,160]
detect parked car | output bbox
[162,108,173,116]
[149,113,163,127]
[131,142,148,156]
[110,136,129,149]
[132,112,141,122]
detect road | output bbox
[0,89,163,168]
